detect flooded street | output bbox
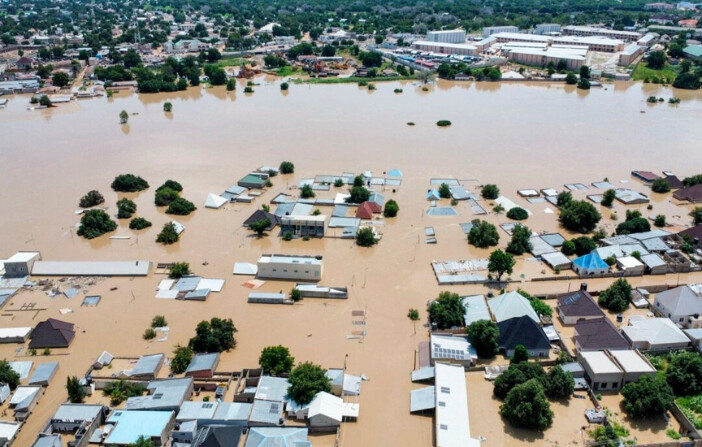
[1,78,701,446]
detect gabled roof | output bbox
[426,189,441,200]
[573,252,609,271]
[244,427,309,447]
[488,291,539,323]
[204,194,228,209]
[655,285,702,316]
[497,316,551,351]
[243,210,279,229]
[365,201,382,213]
[679,225,702,245]
[574,318,629,351]
[355,202,373,219]
[557,290,605,318]
[674,184,702,202]
[308,392,343,422]
[192,425,243,447]
[621,318,690,347]
[28,319,75,349]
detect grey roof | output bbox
[602,235,637,246]
[173,276,203,292]
[254,376,290,403]
[274,203,295,217]
[50,404,104,423]
[325,369,344,388]
[28,361,59,385]
[249,399,283,425]
[592,181,615,189]
[628,229,671,241]
[31,261,150,276]
[290,203,313,217]
[641,237,669,252]
[411,366,435,382]
[212,402,252,422]
[540,233,566,247]
[31,435,62,447]
[462,295,490,326]
[489,292,540,323]
[655,286,702,316]
[530,236,558,257]
[130,353,164,377]
[560,362,584,376]
[426,207,458,216]
[430,178,460,186]
[409,386,436,412]
[9,361,32,379]
[641,253,667,268]
[541,251,572,269]
[125,378,192,411]
[328,217,360,228]
[449,186,473,201]
[177,401,218,421]
[184,289,210,300]
[459,222,475,234]
[331,205,349,217]
[368,193,385,206]
[244,427,309,447]
[186,353,220,374]
[192,425,243,447]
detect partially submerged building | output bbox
[104,410,175,446]
[488,291,540,324]
[574,318,629,352]
[10,385,43,421]
[654,285,702,327]
[125,378,193,411]
[497,316,551,358]
[257,254,323,282]
[2,251,41,277]
[621,317,691,351]
[185,353,220,378]
[557,290,605,324]
[28,319,75,349]
[279,215,326,238]
[28,362,59,386]
[40,404,108,447]
[129,353,165,379]
[429,334,477,367]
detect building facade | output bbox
[257,254,323,281]
[426,30,466,43]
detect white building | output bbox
[256,254,323,282]
[563,25,642,42]
[579,351,624,391]
[412,41,478,56]
[430,334,477,367]
[434,363,481,447]
[3,252,41,277]
[483,26,519,37]
[552,35,625,52]
[492,32,552,44]
[654,285,702,327]
[622,317,692,351]
[535,23,562,35]
[617,256,645,275]
[426,29,466,44]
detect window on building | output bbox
[439,424,448,430]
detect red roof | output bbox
[355,202,373,219]
[366,201,382,214]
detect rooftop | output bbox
[580,351,622,375]
[258,254,322,265]
[609,350,656,374]
[488,291,540,323]
[557,290,605,318]
[574,318,630,351]
[105,410,173,445]
[621,317,690,346]
[185,353,220,374]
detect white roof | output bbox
[430,334,477,362]
[31,261,150,276]
[609,350,656,374]
[580,351,622,375]
[434,363,481,447]
[492,32,552,42]
[10,386,41,405]
[6,252,39,263]
[204,193,228,209]
[258,254,322,265]
[0,421,20,441]
[621,318,690,346]
[554,35,624,46]
[506,46,588,60]
[413,40,477,50]
[618,256,644,269]
[308,392,343,422]
[0,327,31,339]
[462,295,490,326]
[196,278,224,292]
[488,291,540,323]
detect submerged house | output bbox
[28,319,75,349]
[279,215,326,238]
[572,253,609,276]
[257,254,323,281]
[497,316,551,358]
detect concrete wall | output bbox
[257,261,322,282]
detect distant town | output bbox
[1,0,702,107]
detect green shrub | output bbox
[77,209,117,239]
[79,190,105,208]
[156,222,179,244]
[116,198,137,219]
[384,199,399,217]
[129,217,152,230]
[356,227,377,246]
[111,174,149,192]
[482,184,499,200]
[436,120,452,127]
[506,207,528,220]
[169,262,191,279]
[166,198,196,215]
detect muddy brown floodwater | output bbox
[1,78,702,447]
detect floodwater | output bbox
[1,78,702,447]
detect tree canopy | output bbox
[666,352,702,396]
[156,222,180,244]
[468,219,499,248]
[170,345,194,375]
[481,184,499,200]
[188,318,238,353]
[166,197,196,215]
[384,199,399,217]
[494,362,549,399]
[259,345,295,376]
[559,200,601,233]
[77,209,117,239]
[510,345,529,365]
[356,227,377,247]
[287,362,331,405]
[597,278,631,313]
[66,376,85,403]
[621,375,674,418]
[546,366,574,399]
[428,291,465,330]
[488,249,515,282]
[0,360,20,390]
[506,207,528,221]
[500,379,553,431]
[280,161,295,174]
[79,190,105,208]
[467,320,499,358]
[116,198,137,219]
[111,174,148,192]
[651,178,670,193]
[506,224,532,255]
[250,218,272,237]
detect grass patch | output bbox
[299,75,412,84]
[275,66,299,77]
[676,396,702,430]
[632,63,681,83]
[666,429,682,440]
[216,57,250,68]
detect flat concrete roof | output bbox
[258,254,322,265]
[580,351,622,375]
[609,350,655,374]
[32,261,150,276]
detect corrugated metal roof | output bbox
[28,362,59,385]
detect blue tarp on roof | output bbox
[572,253,608,271]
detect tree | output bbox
[40,95,52,107]
[580,65,591,79]
[556,191,573,207]
[259,345,295,375]
[561,240,576,256]
[119,110,129,124]
[511,345,529,365]
[622,375,674,418]
[647,51,666,69]
[506,207,528,220]
[500,379,553,431]
[66,376,85,403]
[577,78,591,90]
[359,51,382,67]
[300,184,315,199]
[169,262,191,279]
[166,198,196,215]
[156,222,180,244]
[287,362,331,405]
[559,200,601,233]
[601,189,616,207]
[171,345,194,374]
[428,291,465,330]
[188,318,237,353]
[129,435,156,447]
[616,217,650,235]
[438,183,451,199]
[321,45,336,57]
[467,320,499,358]
[152,315,167,328]
[290,288,302,302]
[77,209,117,239]
[353,175,364,188]
[112,174,148,192]
[518,290,553,317]
[52,71,70,88]
[598,278,631,312]
[572,236,596,256]
[143,328,156,340]
[481,184,499,199]
[407,309,420,321]
[280,82,289,91]
[546,366,574,398]
[384,199,399,217]
[79,190,105,208]
[206,48,222,62]
[666,352,702,396]
[37,64,53,79]
[488,250,515,282]
[494,361,549,399]
[163,102,172,112]
[356,227,377,247]
[673,72,701,90]
[650,178,670,193]
[654,214,666,227]
[468,220,499,248]
[123,49,142,69]
[227,78,236,91]
[346,186,370,204]
[0,360,20,390]
[590,425,620,447]
[250,218,271,237]
[280,161,295,174]
[155,188,180,206]
[506,224,532,255]
[129,217,152,230]
[116,198,137,219]
[565,72,577,85]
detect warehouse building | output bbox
[257,254,323,281]
[563,25,641,42]
[426,29,466,43]
[412,41,478,56]
[504,46,587,70]
[483,26,519,37]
